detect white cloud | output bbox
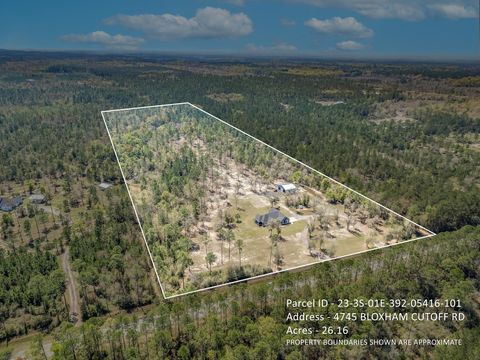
[363,3,425,20]
[245,42,297,53]
[305,17,374,38]
[62,31,144,50]
[104,7,253,40]
[336,40,365,50]
[428,4,477,19]
[292,1,478,21]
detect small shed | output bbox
[29,194,46,204]
[0,196,23,212]
[98,182,113,190]
[255,209,290,227]
[277,183,297,193]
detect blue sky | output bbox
[0,0,478,59]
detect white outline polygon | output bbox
[101,102,436,300]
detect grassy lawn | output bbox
[325,235,367,257]
[234,199,270,239]
[282,220,308,236]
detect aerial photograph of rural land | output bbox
[0,0,479,359]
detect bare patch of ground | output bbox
[206,93,244,103]
[315,100,345,106]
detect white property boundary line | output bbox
[101,102,436,300]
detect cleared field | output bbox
[190,196,310,273]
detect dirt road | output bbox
[61,247,81,324]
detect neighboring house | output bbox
[0,196,23,212]
[29,194,46,204]
[98,182,113,190]
[277,183,297,193]
[255,209,290,227]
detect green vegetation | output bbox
[0,248,64,339]
[0,52,479,358]
[33,227,480,359]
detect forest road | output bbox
[61,247,81,325]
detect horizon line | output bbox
[1,48,479,64]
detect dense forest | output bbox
[0,51,479,359]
